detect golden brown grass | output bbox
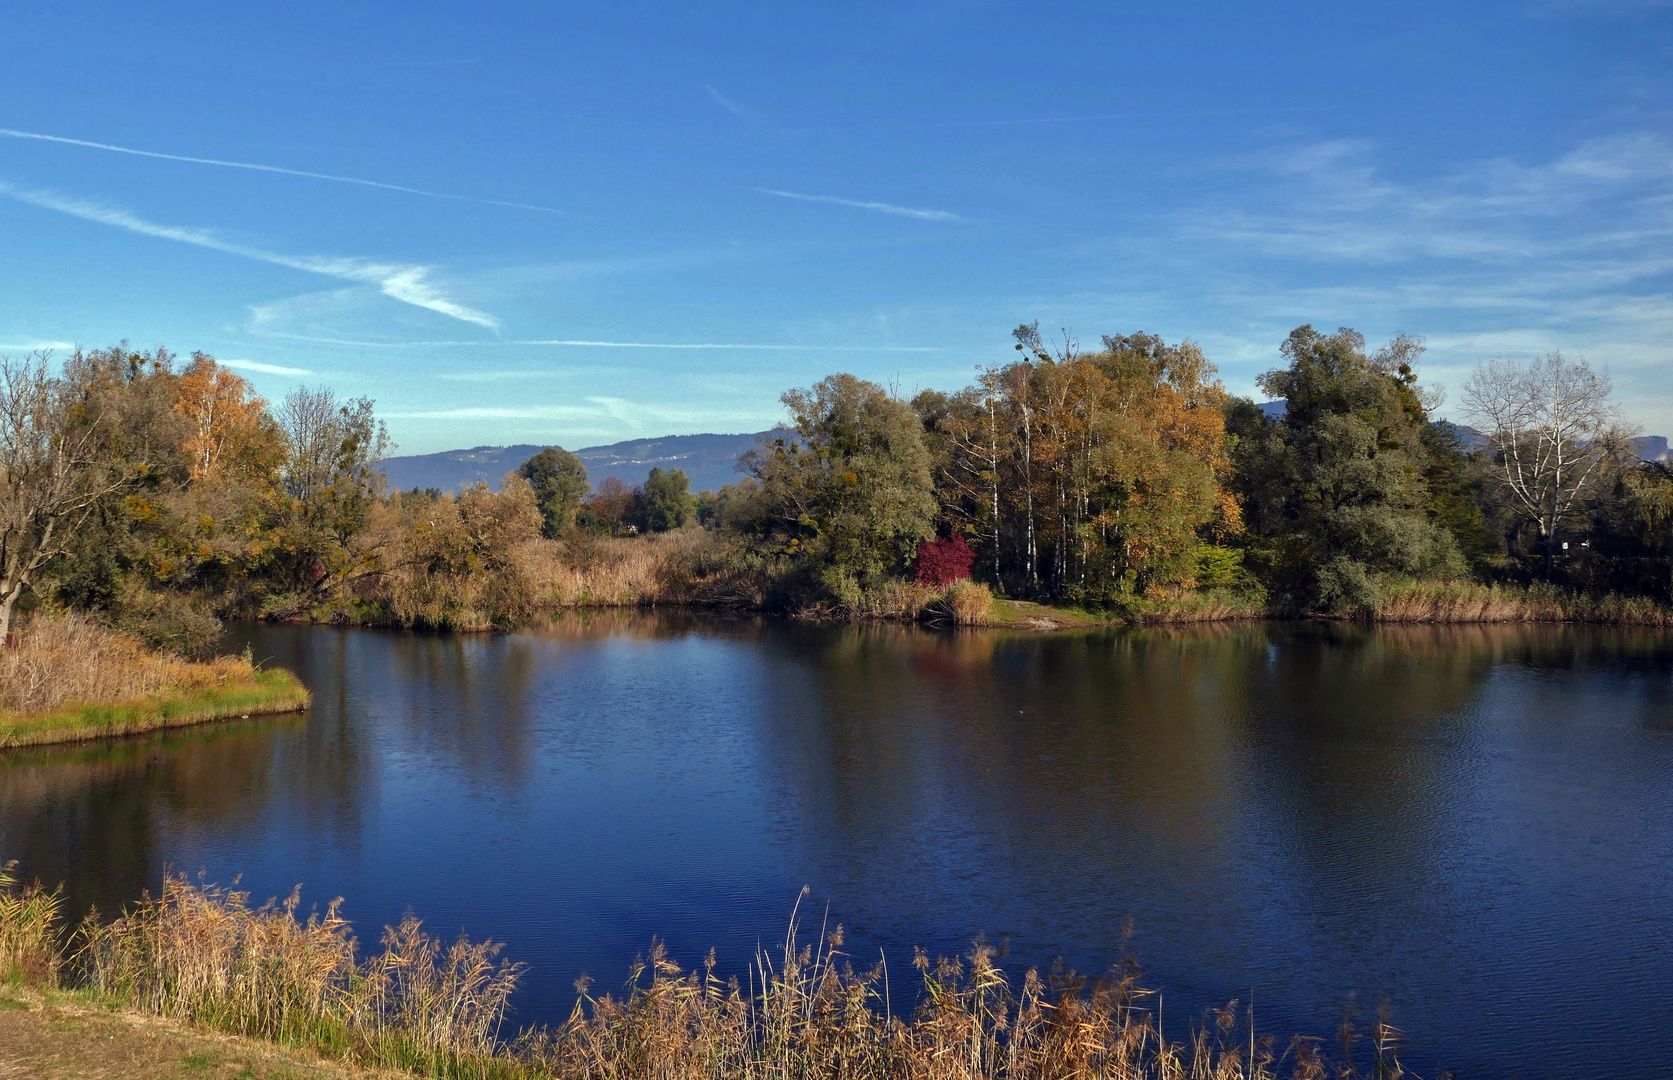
[76,873,520,1077]
[0,615,309,749]
[0,985,396,1080]
[1374,580,1673,625]
[0,861,61,985]
[931,581,998,626]
[522,530,716,609]
[1,869,1418,1080]
[0,614,251,716]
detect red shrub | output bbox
[913,534,975,588]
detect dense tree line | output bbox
[709,323,1672,614]
[5,325,1671,648]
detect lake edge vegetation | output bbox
[0,867,1422,1080]
[0,324,1669,672]
[0,613,308,748]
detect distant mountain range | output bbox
[1262,402,1669,462]
[384,412,1671,497]
[381,431,772,495]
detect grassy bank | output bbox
[0,615,309,749]
[0,983,385,1080]
[0,867,1415,1080]
[0,668,310,749]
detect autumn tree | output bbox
[378,477,542,628]
[174,354,278,483]
[919,328,1239,602]
[580,476,642,535]
[268,386,392,612]
[0,351,172,641]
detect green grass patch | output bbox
[0,668,309,749]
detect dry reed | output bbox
[0,868,1417,1080]
[1374,580,1673,625]
[931,582,998,626]
[75,872,521,1076]
[0,614,253,716]
[0,861,61,985]
[525,530,717,609]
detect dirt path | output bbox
[0,989,388,1080]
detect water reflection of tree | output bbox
[736,621,1673,1032]
[740,624,1281,980]
[0,716,317,919]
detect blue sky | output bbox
[2,1,1670,453]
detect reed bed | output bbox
[928,581,998,626]
[1374,580,1673,625]
[73,873,520,1077]
[0,862,61,985]
[0,868,1417,1080]
[526,530,717,609]
[0,613,310,748]
[1125,588,1269,626]
[0,613,251,716]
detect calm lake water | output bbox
[3,617,1672,1077]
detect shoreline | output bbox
[282,595,1673,633]
[0,985,386,1080]
[0,668,310,750]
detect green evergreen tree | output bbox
[517,447,589,538]
[743,374,936,599]
[642,467,695,531]
[1234,326,1464,612]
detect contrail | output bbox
[220,359,312,376]
[512,338,944,351]
[0,127,571,216]
[250,334,943,352]
[755,189,964,222]
[706,85,746,115]
[0,182,499,328]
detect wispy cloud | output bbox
[755,188,965,222]
[1137,130,1673,422]
[0,127,570,216]
[384,405,604,420]
[0,182,500,328]
[240,332,942,351]
[0,340,75,353]
[219,358,312,376]
[384,396,766,430]
[510,338,943,351]
[705,85,745,115]
[437,367,620,381]
[1182,133,1673,265]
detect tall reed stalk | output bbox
[70,873,521,1076]
[2,871,1416,1080]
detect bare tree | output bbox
[278,385,344,502]
[0,353,129,642]
[270,386,392,611]
[1461,351,1628,574]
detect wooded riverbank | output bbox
[12,333,1673,661]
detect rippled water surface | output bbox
[4,617,1672,1078]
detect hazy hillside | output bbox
[387,417,1669,498]
[381,431,771,494]
[1266,404,1668,461]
